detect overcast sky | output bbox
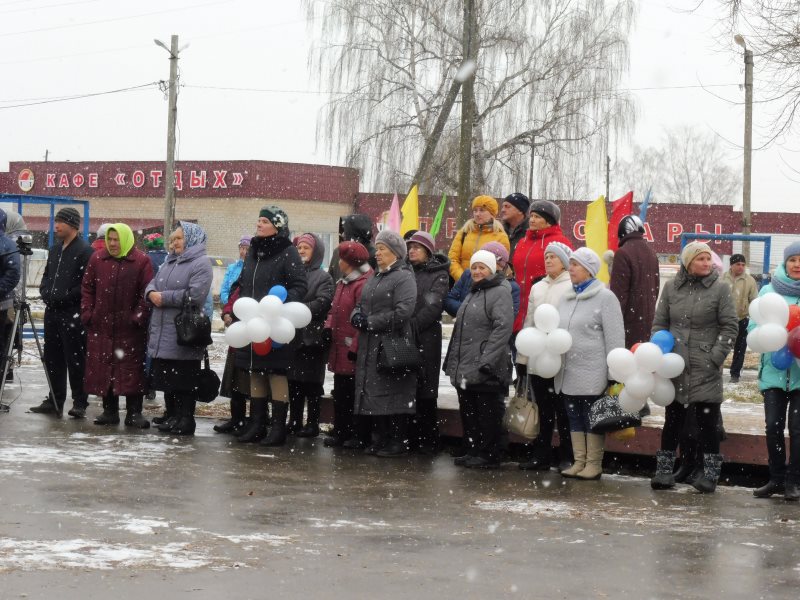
[0,0,796,212]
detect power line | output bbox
[0,82,159,110]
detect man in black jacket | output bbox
[30,208,94,417]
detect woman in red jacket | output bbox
[512,200,573,334]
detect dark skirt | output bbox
[150,358,201,392]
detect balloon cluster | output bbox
[224,286,312,355]
[606,330,685,413]
[515,304,573,379]
[747,293,800,369]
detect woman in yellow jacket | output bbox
[448,195,511,281]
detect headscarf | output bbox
[178,221,207,249]
[106,223,135,258]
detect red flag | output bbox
[607,191,634,251]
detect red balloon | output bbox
[788,327,800,358]
[252,340,272,356]
[630,342,641,353]
[787,305,800,332]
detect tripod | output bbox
[0,240,58,413]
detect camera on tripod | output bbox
[16,234,33,257]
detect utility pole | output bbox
[736,35,754,263]
[605,155,611,202]
[156,35,180,240]
[457,0,477,225]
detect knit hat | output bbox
[730,253,746,265]
[338,241,369,268]
[545,241,572,271]
[529,200,561,225]
[375,229,407,260]
[481,241,509,269]
[54,207,81,230]
[259,205,289,232]
[470,249,497,273]
[681,241,712,269]
[96,223,113,239]
[143,232,164,250]
[503,192,530,216]
[406,231,435,256]
[471,195,498,217]
[571,247,601,278]
[294,233,317,251]
[239,235,252,247]
[784,242,800,265]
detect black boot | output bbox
[377,415,410,457]
[365,416,390,455]
[692,453,723,494]
[753,480,785,498]
[237,399,268,443]
[650,450,676,490]
[30,395,63,415]
[785,481,800,502]
[94,394,120,425]
[158,394,180,432]
[214,392,247,434]
[153,393,175,426]
[171,396,196,436]
[124,395,150,429]
[297,396,321,438]
[261,401,288,447]
[287,383,304,436]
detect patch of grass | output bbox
[724,380,763,403]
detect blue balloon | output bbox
[771,345,794,370]
[268,285,288,303]
[651,330,675,354]
[272,341,284,349]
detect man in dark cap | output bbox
[30,207,94,417]
[722,253,758,383]
[499,192,529,262]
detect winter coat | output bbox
[234,234,307,373]
[145,243,213,361]
[554,279,625,396]
[517,270,572,366]
[328,214,378,280]
[722,269,758,320]
[410,252,451,399]
[749,265,800,392]
[504,220,528,264]
[609,232,661,348]
[148,249,168,273]
[512,224,573,332]
[444,268,520,318]
[5,211,26,307]
[325,266,373,375]
[0,210,21,311]
[652,267,738,404]
[353,260,417,415]
[448,219,510,281]
[444,273,513,391]
[81,232,153,395]
[39,234,94,312]
[220,259,244,305]
[288,234,334,384]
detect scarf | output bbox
[573,277,595,295]
[771,264,800,297]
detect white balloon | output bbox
[656,353,685,379]
[650,375,676,407]
[515,327,547,358]
[545,328,573,355]
[749,297,764,325]
[758,323,789,353]
[224,321,251,348]
[618,387,646,413]
[759,293,790,327]
[246,317,271,344]
[270,317,296,344]
[624,371,655,400]
[747,327,764,353]
[634,342,664,373]
[534,352,562,379]
[533,304,561,334]
[282,302,313,328]
[233,297,260,322]
[259,295,284,319]
[606,348,637,381]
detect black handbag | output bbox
[376,325,421,374]
[588,394,642,433]
[174,293,213,347]
[195,350,221,403]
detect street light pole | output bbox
[156,35,180,240]
[735,34,753,263]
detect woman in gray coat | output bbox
[556,247,625,480]
[444,250,513,468]
[650,241,738,493]
[145,222,213,436]
[351,230,417,457]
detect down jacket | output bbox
[444,273,514,391]
[444,269,520,318]
[353,260,417,416]
[325,266,373,375]
[448,219,510,281]
[652,267,738,404]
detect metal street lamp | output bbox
[735,34,753,263]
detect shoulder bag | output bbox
[195,349,221,403]
[175,292,213,347]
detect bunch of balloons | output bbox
[606,330,685,413]
[747,292,800,369]
[224,286,312,355]
[515,304,572,379]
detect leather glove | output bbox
[350,312,368,330]
[347,351,358,362]
[479,364,494,375]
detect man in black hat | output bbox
[30,207,94,417]
[499,192,529,262]
[722,253,758,383]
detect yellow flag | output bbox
[585,195,610,283]
[400,185,420,236]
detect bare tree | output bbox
[304,0,636,201]
[616,125,742,205]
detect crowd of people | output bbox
[8,194,799,499]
